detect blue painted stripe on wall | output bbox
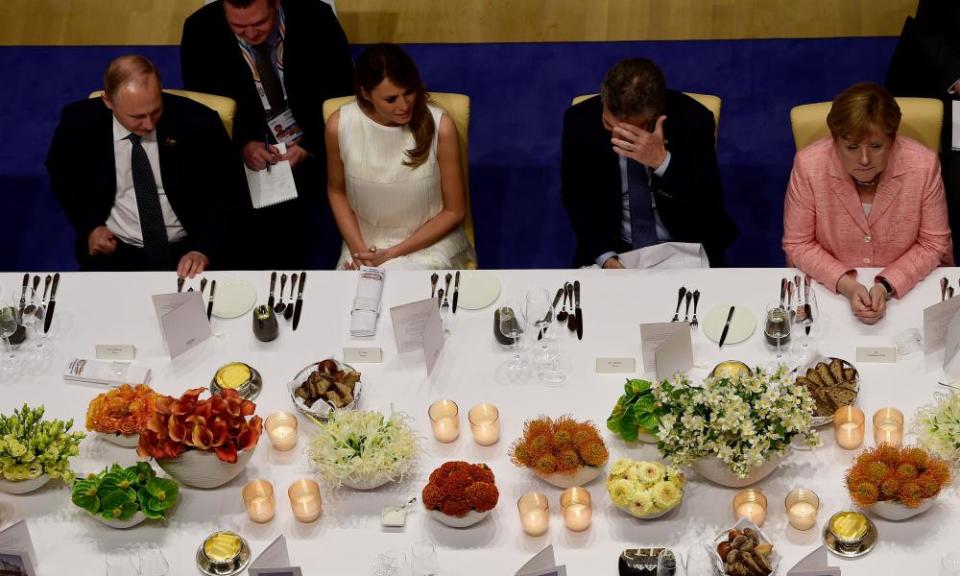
[0,38,897,271]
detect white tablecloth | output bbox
[0,268,956,575]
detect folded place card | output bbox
[343,347,383,363]
[922,296,960,354]
[640,322,693,380]
[152,292,211,358]
[945,311,960,377]
[0,520,37,575]
[389,299,445,375]
[786,545,840,576]
[596,357,637,374]
[516,545,566,576]
[422,305,445,376]
[855,347,896,364]
[63,358,151,386]
[95,344,136,360]
[248,535,302,576]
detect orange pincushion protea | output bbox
[509,415,609,475]
[86,384,157,435]
[136,388,263,464]
[845,445,952,508]
[422,461,498,517]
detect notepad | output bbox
[245,142,299,209]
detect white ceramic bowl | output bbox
[429,508,490,528]
[156,447,255,489]
[341,476,392,490]
[98,432,140,448]
[867,498,935,521]
[94,511,147,529]
[692,453,784,488]
[613,501,679,520]
[0,474,50,495]
[287,360,362,420]
[535,466,604,488]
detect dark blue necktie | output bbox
[127,133,170,268]
[627,159,658,249]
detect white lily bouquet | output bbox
[652,365,820,478]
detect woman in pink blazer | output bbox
[783,82,953,325]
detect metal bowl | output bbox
[210,362,262,401]
[795,356,859,426]
[287,359,362,420]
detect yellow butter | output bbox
[203,531,241,562]
[830,511,868,541]
[216,363,251,390]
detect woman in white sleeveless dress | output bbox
[326,44,474,270]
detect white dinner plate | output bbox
[212,280,257,319]
[455,271,501,310]
[702,304,757,345]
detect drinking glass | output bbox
[371,550,408,576]
[790,289,819,364]
[138,547,169,576]
[684,544,715,576]
[763,304,791,360]
[411,541,439,576]
[105,550,139,576]
[0,305,22,372]
[525,288,551,362]
[941,551,960,576]
[657,548,678,576]
[497,300,528,381]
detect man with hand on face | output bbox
[561,58,737,269]
[46,55,242,277]
[180,0,353,269]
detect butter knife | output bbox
[452,270,461,314]
[43,273,60,334]
[292,271,306,331]
[18,273,28,316]
[267,271,277,309]
[718,305,735,348]
[206,280,216,320]
[574,280,583,340]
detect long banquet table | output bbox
[0,268,957,575]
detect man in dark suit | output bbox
[180,0,353,269]
[46,55,245,276]
[886,0,960,263]
[561,58,737,268]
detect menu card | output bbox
[248,535,302,576]
[389,299,445,375]
[515,545,566,576]
[151,292,211,358]
[922,296,960,354]
[640,322,693,380]
[786,545,840,576]
[0,520,37,575]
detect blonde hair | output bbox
[826,82,901,142]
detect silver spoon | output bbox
[275,273,288,313]
[22,276,40,317]
[284,273,297,320]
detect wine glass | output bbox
[525,288,551,363]
[790,288,820,365]
[411,541,439,576]
[497,300,528,382]
[0,305,22,373]
[371,550,408,576]
[763,304,792,361]
[657,548,678,576]
[941,551,960,576]
[138,547,169,576]
[105,550,139,576]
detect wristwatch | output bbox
[877,277,895,300]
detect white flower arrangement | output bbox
[606,458,684,518]
[652,365,820,478]
[913,392,960,464]
[308,408,419,487]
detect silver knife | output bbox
[43,273,60,333]
[18,273,28,316]
[718,306,736,348]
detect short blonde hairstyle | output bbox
[826,82,901,142]
[103,55,161,100]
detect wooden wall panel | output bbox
[0,0,919,46]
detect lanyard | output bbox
[236,5,288,113]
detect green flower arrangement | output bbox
[72,462,179,521]
[0,405,85,483]
[652,365,820,478]
[913,392,960,464]
[308,409,419,488]
[607,379,664,442]
[606,458,685,518]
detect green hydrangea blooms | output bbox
[0,405,85,483]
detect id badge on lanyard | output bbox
[268,109,302,146]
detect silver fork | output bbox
[690,290,701,329]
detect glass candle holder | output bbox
[560,487,592,532]
[873,407,904,447]
[732,489,767,526]
[834,406,865,449]
[288,478,322,522]
[265,411,299,451]
[242,479,275,523]
[517,492,549,536]
[428,400,460,443]
[785,488,820,531]
[468,403,500,446]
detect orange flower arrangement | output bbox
[136,388,262,464]
[845,445,952,508]
[422,461,499,517]
[86,384,157,436]
[509,415,609,475]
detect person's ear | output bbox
[101,92,114,111]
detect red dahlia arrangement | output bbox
[422,461,499,517]
[136,388,263,464]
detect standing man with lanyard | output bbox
[181,0,353,269]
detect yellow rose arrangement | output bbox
[606,458,684,518]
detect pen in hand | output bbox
[264,133,272,173]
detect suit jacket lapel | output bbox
[827,146,870,234]
[867,141,905,226]
[156,110,180,209]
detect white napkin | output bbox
[350,267,385,337]
[618,242,710,269]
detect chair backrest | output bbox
[89,89,237,138]
[322,93,476,255]
[790,97,943,152]
[570,92,722,142]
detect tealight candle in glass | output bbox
[242,479,275,523]
[517,492,549,536]
[468,403,500,446]
[428,400,460,443]
[732,489,767,526]
[560,487,592,532]
[288,479,322,522]
[785,488,820,531]
[834,406,865,449]
[873,407,904,447]
[265,411,299,451]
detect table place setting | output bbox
[1,272,60,377]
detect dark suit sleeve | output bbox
[914,0,960,91]
[561,106,612,265]
[653,108,723,211]
[45,107,103,243]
